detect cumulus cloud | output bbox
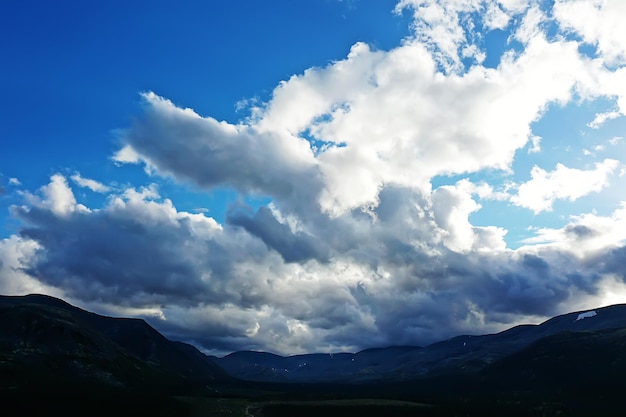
[588,110,622,128]
[227,206,330,263]
[0,235,65,298]
[116,18,600,218]
[521,202,626,256]
[0,177,21,197]
[12,175,245,306]
[4,172,622,355]
[23,174,89,217]
[113,92,320,207]
[394,0,529,71]
[554,0,626,67]
[511,159,620,213]
[432,183,507,253]
[70,173,112,193]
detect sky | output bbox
[2,0,626,356]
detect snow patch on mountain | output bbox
[576,311,597,321]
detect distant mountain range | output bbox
[211,303,626,383]
[3,294,626,415]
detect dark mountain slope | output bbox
[4,294,626,415]
[0,294,230,392]
[392,304,626,378]
[217,346,425,382]
[486,326,626,388]
[461,327,626,415]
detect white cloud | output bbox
[0,235,62,297]
[520,202,626,258]
[528,134,542,153]
[8,177,20,186]
[455,178,510,201]
[395,0,483,72]
[432,181,507,252]
[588,110,622,128]
[513,3,545,44]
[113,144,141,164]
[432,184,482,253]
[497,0,528,14]
[554,0,626,67]
[70,173,112,193]
[553,1,626,130]
[394,0,528,70]
[23,174,89,217]
[512,159,620,213]
[113,3,610,221]
[483,2,512,30]
[314,35,592,214]
[114,92,319,213]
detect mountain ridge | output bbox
[3,293,626,386]
[0,293,232,392]
[212,303,626,382]
[3,293,626,415]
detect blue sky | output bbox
[2,0,626,355]
[1,0,409,226]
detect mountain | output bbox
[216,346,424,382]
[486,326,626,389]
[3,294,626,415]
[0,294,231,393]
[213,304,626,383]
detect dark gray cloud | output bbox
[116,93,323,209]
[565,224,598,239]
[227,206,330,263]
[11,191,274,309]
[18,208,210,304]
[602,246,626,280]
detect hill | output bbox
[0,294,231,389]
[4,294,626,415]
[213,304,626,383]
